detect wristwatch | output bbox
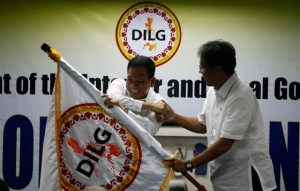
[185,160,193,172]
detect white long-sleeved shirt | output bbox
[106,78,164,135]
[198,72,276,191]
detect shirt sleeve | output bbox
[127,110,162,136]
[197,99,207,125]
[106,79,143,112]
[197,87,214,125]
[128,90,164,136]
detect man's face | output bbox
[126,67,155,99]
[199,57,218,87]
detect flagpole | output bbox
[182,172,207,191]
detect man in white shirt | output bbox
[103,55,166,136]
[166,40,277,191]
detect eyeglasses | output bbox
[199,64,214,70]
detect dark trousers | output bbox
[252,166,263,191]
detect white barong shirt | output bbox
[198,72,276,191]
[107,78,163,135]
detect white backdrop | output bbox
[0,1,299,190]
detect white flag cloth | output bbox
[39,51,174,191]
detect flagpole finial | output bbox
[41,43,51,53]
[41,43,62,62]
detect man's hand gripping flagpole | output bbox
[164,160,207,191]
[41,43,207,191]
[183,172,207,191]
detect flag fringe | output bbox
[159,169,175,191]
[55,64,63,191]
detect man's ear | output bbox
[215,65,224,75]
[150,77,156,87]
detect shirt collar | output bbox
[215,72,238,99]
[143,87,155,102]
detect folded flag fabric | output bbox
[39,44,174,191]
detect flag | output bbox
[39,44,174,191]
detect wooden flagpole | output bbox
[182,172,207,191]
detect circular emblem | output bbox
[116,1,181,67]
[58,104,141,191]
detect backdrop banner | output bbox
[0,1,299,191]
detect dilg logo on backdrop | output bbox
[116,1,181,66]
